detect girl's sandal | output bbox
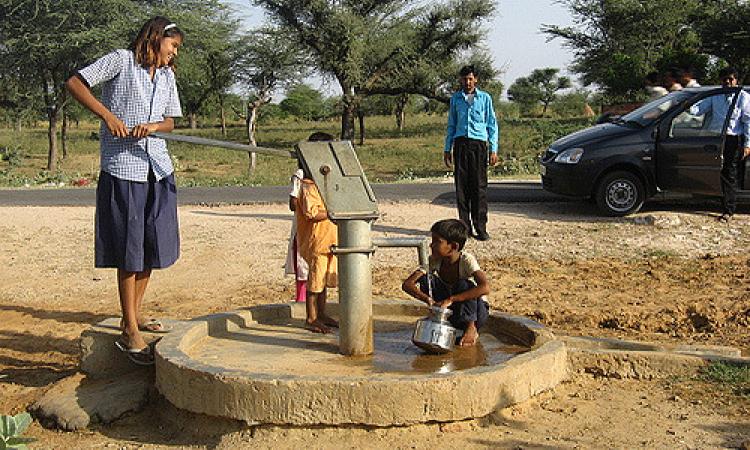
[139,319,172,333]
[114,337,155,366]
[119,318,172,334]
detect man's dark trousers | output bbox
[453,137,488,235]
[722,135,744,215]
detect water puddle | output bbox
[349,329,528,374]
[191,318,529,376]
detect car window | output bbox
[670,93,728,138]
[620,91,693,126]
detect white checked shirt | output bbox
[78,49,182,182]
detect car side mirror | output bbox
[596,112,620,124]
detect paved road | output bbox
[0,181,566,207]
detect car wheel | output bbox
[595,171,645,216]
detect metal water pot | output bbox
[412,306,457,354]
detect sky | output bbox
[492,0,575,90]
[223,0,576,97]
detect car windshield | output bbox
[619,91,695,127]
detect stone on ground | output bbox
[30,371,153,431]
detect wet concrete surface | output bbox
[189,315,528,377]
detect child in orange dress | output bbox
[284,167,308,302]
[295,132,339,332]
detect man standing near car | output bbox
[690,67,750,221]
[680,67,701,88]
[664,68,684,92]
[444,65,499,241]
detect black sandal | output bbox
[114,338,155,366]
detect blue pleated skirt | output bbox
[95,170,180,271]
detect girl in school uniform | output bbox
[66,16,184,365]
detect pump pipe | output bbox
[151,132,296,158]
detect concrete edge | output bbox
[80,317,183,379]
[561,335,743,358]
[566,341,750,380]
[154,302,566,426]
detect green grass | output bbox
[0,114,594,188]
[700,362,750,397]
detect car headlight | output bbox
[554,147,584,164]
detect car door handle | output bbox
[704,145,719,152]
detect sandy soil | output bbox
[1,198,750,448]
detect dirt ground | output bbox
[1,196,750,449]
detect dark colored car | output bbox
[540,86,750,215]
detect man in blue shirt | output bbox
[444,65,499,240]
[690,67,750,221]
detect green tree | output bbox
[257,103,288,124]
[507,78,539,116]
[481,80,505,112]
[550,89,595,118]
[508,68,571,116]
[233,27,308,147]
[321,96,343,120]
[253,0,496,140]
[0,0,140,171]
[371,48,502,134]
[543,0,704,99]
[158,0,238,129]
[371,47,500,103]
[0,67,40,131]
[280,85,327,121]
[197,92,244,131]
[695,0,750,79]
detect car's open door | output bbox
[655,87,740,195]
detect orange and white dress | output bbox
[284,169,308,281]
[295,179,338,293]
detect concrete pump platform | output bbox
[154,301,567,426]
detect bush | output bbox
[257,104,289,124]
[494,117,595,176]
[495,101,521,120]
[0,146,22,167]
[280,85,327,121]
[701,362,750,397]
